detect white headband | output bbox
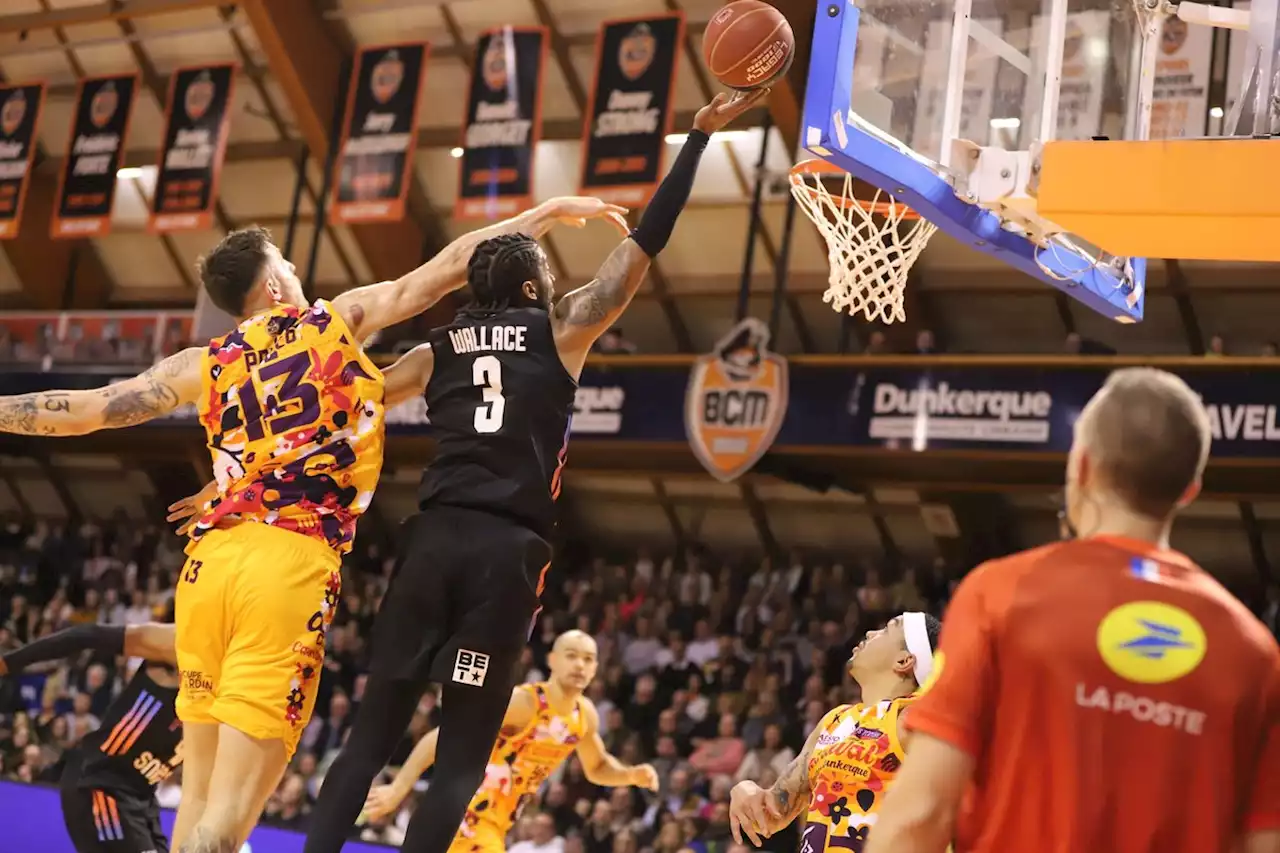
[902,612,933,686]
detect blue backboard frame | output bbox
[800,0,1145,323]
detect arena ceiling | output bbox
[0,0,1275,356]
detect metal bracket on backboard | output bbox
[800,0,1146,323]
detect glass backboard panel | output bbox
[838,0,1229,171]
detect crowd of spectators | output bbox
[0,515,969,850]
[1,516,1278,851]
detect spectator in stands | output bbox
[594,327,639,355]
[914,329,939,354]
[512,812,566,853]
[1207,334,1227,356]
[688,714,745,777]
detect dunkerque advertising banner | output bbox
[3,365,1278,458]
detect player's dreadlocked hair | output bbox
[463,232,546,316]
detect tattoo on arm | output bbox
[0,348,198,436]
[101,366,181,428]
[553,240,649,331]
[769,727,821,820]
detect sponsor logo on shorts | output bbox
[291,641,323,662]
[453,649,491,686]
[1096,601,1207,684]
[181,670,213,693]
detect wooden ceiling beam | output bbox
[240,0,453,326]
[764,0,815,156]
[0,0,220,35]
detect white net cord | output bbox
[789,169,938,324]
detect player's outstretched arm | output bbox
[0,623,176,676]
[729,715,821,846]
[382,343,436,408]
[550,88,768,379]
[331,197,629,343]
[576,700,659,790]
[362,685,538,821]
[0,346,203,437]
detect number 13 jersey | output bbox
[193,300,386,554]
[417,307,576,540]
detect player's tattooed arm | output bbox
[768,721,822,823]
[730,718,822,846]
[332,197,628,342]
[382,343,436,408]
[550,238,651,379]
[0,346,203,436]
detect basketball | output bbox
[703,0,795,90]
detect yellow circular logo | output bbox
[1096,601,1206,684]
[917,650,945,696]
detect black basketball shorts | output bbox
[60,775,167,853]
[369,504,550,689]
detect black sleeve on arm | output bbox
[2,625,125,674]
[629,129,710,258]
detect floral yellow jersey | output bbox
[801,694,916,853]
[190,300,385,554]
[457,684,588,845]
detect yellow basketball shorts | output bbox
[446,822,506,853]
[174,522,341,758]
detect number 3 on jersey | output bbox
[473,355,505,433]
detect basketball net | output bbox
[789,160,937,324]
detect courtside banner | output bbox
[149,63,236,233]
[11,364,1280,459]
[579,14,684,205]
[52,74,139,239]
[0,82,46,240]
[456,26,548,219]
[333,42,429,224]
[0,781,390,853]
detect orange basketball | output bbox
[703,0,795,90]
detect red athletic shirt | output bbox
[907,535,1280,853]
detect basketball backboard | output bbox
[797,0,1280,323]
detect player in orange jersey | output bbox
[359,630,658,852]
[865,367,1280,853]
[728,612,941,853]
[0,195,626,853]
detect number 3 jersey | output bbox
[417,307,576,540]
[802,695,916,853]
[192,300,386,554]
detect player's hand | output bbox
[629,763,659,791]
[693,89,770,135]
[166,480,219,537]
[728,780,779,847]
[363,783,408,821]
[541,197,630,237]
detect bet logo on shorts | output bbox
[1096,601,1206,684]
